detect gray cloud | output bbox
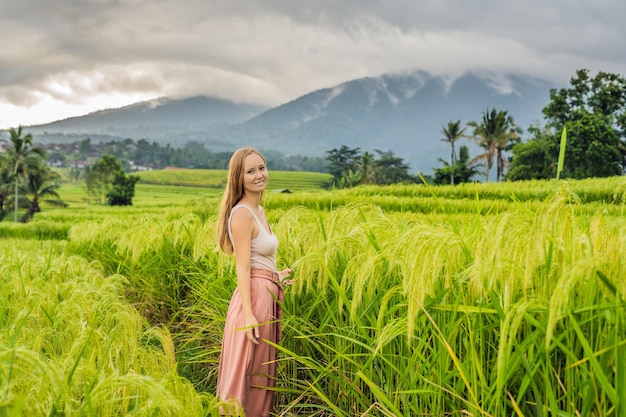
[1,0,625,125]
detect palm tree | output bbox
[360,151,375,184]
[468,109,498,182]
[468,109,520,182]
[433,145,482,185]
[19,160,66,222]
[0,166,12,221]
[441,120,467,185]
[456,145,483,183]
[493,113,522,182]
[4,126,47,221]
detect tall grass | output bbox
[261,176,626,218]
[3,175,625,415]
[266,186,626,415]
[0,239,219,416]
[0,220,69,240]
[63,202,232,394]
[346,176,626,205]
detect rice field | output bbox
[1,171,625,416]
[134,168,332,191]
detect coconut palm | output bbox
[493,113,522,181]
[4,126,47,221]
[441,120,467,185]
[468,109,520,182]
[19,159,66,222]
[468,109,498,182]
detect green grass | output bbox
[55,181,223,208]
[135,168,332,191]
[2,172,626,416]
[0,239,219,416]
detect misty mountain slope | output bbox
[24,70,556,173]
[223,71,554,172]
[26,96,269,144]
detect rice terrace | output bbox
[1,168,626,416]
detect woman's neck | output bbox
[239,193,261,208]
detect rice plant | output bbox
[0,239,219,416]
[158,180,624,415]
[3,174,625,416]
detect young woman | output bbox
[216,147,293,416]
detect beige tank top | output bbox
[228,204,278,272]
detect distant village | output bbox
[0,137,153,172]
[0,133,328,173]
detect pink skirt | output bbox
[216,268,283,417]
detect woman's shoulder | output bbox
[229,205,257,238]
[233,203,265,217]
[230,204,255,223]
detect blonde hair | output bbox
[217,147,267,254]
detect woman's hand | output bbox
[279,268,294,286]
[244,315,260,344]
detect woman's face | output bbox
[242,153,268,195]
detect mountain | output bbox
[25,96,270,147]
[219,70,554,172]
[25,70,557,173]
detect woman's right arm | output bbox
[230,208,260,344]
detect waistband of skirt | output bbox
[250,268,280,283]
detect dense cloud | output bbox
[1,0,625,126]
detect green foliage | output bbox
[509,69,626,181]
[3,170,626,415]
[506,124,558,181]
[1,126,47,222]
[19,159,67,222]
[541,69,626,178]
[38,137,328,174]
[440,119,468,185]
[86,154,125,204]
[84,154,142,206]
[0,168,12,220]
[79,137,93,155]
[325,145,362,186]
[565,112,623,178]
[468,108,522,182]
[0,239,217,416]
[326,145,415,188]
[54,180,626,415]
[0,220,69,239]
[371,149,415,185]
[433,145,481,185]
[543,69,626,133]
[106,171,140,206]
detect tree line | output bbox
[326,69,626,188]
[509,69,626,180]
[44,138,328,174]
[0,128,141,222]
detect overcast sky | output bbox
[1,0,625,128]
